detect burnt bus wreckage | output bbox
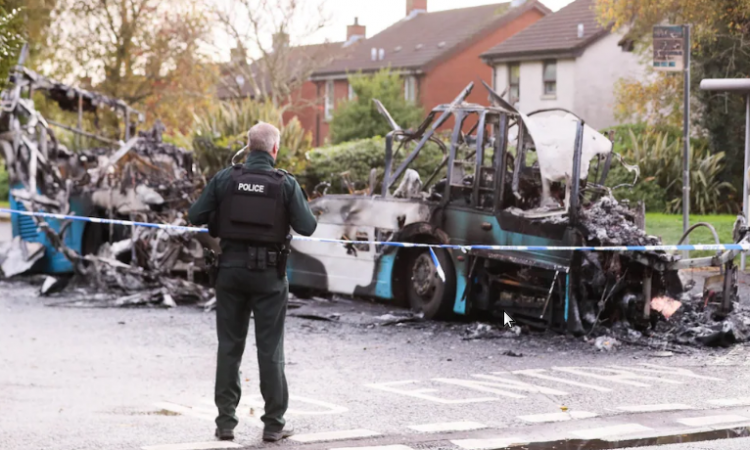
[0,54,211,306]
[287,82,749,334]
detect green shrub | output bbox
[185,100,312,179]
[304,136,446,195]
[0,163,8,201]
[599,125,736,214]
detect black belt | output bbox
[220,247,280,270]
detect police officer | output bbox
[188,122,317,442]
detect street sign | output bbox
[653,25,685,72]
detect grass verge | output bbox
[646,213,737,258]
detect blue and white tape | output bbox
[428,247,447,282]
[1,207,748,253]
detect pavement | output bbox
[3,278,750,450]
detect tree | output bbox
[0,6,25,90]
[186,99,312,180]
[215,0,336,111]
[4,0,57,66]
[47,0,217,134]
[596,0,750,190]
[329,69,424,145]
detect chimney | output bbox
[510,0,527,7]
[577,23,585,38]
[272,31,290,52]
[406,0,427,17]
[347,17,366,41]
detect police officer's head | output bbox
[247,122,281,160]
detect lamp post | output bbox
[700,79,750,269]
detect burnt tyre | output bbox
[406,248,456,319]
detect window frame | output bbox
[508,63,520,104]
[404,75,417,102]
[325,79,335,121]
[542,60,557,97]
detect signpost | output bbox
[654,25,691,257]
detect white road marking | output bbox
[290,429,381,443]
[141,442,241,450]
[511,369,613,393]
[408,421,487,432]
[153,402,216,422]
[553,367,681,387]
[617,404,695,412]
[611,364,723,381]
[450,437,526,450]
[707,397,750,407]
[471,374,569,395]
[433,375,568,399]
[518,411,598,423]
[239,394,348,415]
[366,380,500,404]
[676,415,750,427]
[570,423,652,440]
[331,446,413,450]
[196,398,264,428]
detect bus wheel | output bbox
[405,248,456,320]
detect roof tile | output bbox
[314,1,548,77]
[482,0,606,60]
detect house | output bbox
[481,0,645,130]
[216,25,364,138]
[309,0,550,146]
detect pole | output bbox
[682,25,691,259]
[77,91,83,150]
[743,94,750,270]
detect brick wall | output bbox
[420,7,545,131]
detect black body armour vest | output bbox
[216,165,290,245]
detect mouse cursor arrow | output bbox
[503,312,516,328]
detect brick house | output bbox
[308,0,550,146]
[216,26,365,137]
[481,0,646,129]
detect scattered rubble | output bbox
[0,65,212,307]
[580,196,656,247]
[594,335,619,351]
[0,237,45,277]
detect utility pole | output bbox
[682,25,691,259]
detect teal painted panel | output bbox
[374,253,396,300]
[452,257,468,315]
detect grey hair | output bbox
[247,122,281,153]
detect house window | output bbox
[404,76,417,102]
[508,63,520,104]
[325,80,334,120]
[543,60,557,96]
[348,82,356,100]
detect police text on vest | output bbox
[238,183,265,193]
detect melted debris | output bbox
[0,66,212,307]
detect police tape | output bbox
[1,207,748,253]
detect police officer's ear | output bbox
[271,141,279,160]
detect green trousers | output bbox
[214,266,289,432]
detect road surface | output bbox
[2,278,750,450]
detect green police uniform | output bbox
[188,150,317,434]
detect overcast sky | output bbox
[309,0,575,44]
